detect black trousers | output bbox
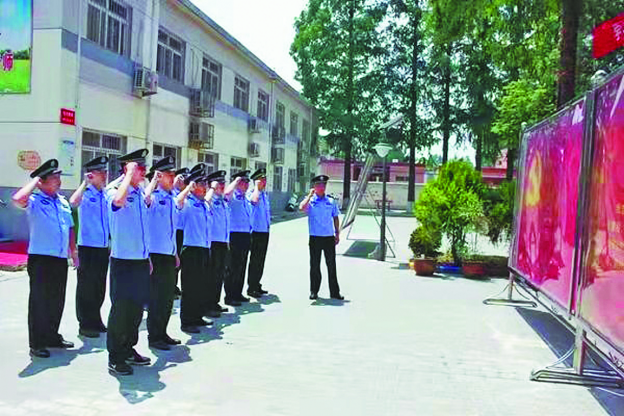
[107,258,149,365]
[76,246,109,331]
[309,236,340,296]
[175,230,183,288]
[229,232,251,299]
[210,242,231,306]
[248,231,269,292]
[27,255,68,349]
[147,254,176,342]
[180,246,211,326]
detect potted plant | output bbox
[409,225,442,276]
[462,251,488,279]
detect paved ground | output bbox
[0,215,621,416]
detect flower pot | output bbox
[462,261,487,278]
[414,258,436,276]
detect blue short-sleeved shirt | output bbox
[148,187,178,256]
[210,195,230,243]
[26,192,74,258]
[307,194,340,237]
[78,185,109,248]
[248,189,271,233]
[229,189,252,233]
[107,185,150,260]
[181,194,212,248]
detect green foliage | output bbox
[483,180,516,245]
[409,225,442,258]
[415,159,485,264]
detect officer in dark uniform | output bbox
[228,170,252,303]
[106,149,152,376]
[206,170,238,310]
[173,167,189,298]
[299,175,344,300]
[145,156,182,351]
[12,159,78,358]
[70,156,110,338]
[176,166,216,333]
[247,168,271,298]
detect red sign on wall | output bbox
[60,108,76,125]
[593,13,624,59]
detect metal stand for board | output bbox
[482,274,538,308]
[344,191,396,259]
[531,329,624,389]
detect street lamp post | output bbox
[374,142,393,262]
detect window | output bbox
[81,130,127,179]
[276,102,285,128]
[233,76,250,112]
[86,0,130,56]
[255,161,267,171]
[157,29,184,83]
[302,119,311,142]
[202,56,221,99]
[230,157,246,179]
[257,90,269,121]
[153,144,181,168]
[198,152,218,174]
[395,176,409,182]
[290,112,298,137]
[273,166,283,192]
[287,168,297,193]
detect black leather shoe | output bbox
[194,318,213,326]
[79,328,100,338]
[109,361,133,376]
[309,293,318,300]
[216,304,229,313]
[30,348,50,358]
[331,294,345,300]
[181,325,200,334]
[164,335,182,345]
[247,290,263,299]
[205,310,221,318]
[97,323,108,333]
[149,340,171,351]
[259,288,269,295]
[126,349,151,366]
[49,338,74,349]
[238,296,250,303]
[225,299,242,307]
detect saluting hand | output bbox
[85,172,94,184]
[309,188,316,197]
[189,181,197,192]
[126,162,138,175]
[153,171,163,183]
[211,181,218,190]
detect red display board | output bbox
[579,73,624,355]
[510,99,586,311]
[593,13,624,59]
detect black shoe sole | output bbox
[126,360,151,366]
[29,349,50,358]
[108,367,133,376]
[79,330,100,338]
[181,326,200,334]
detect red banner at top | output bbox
[593,13,624,59]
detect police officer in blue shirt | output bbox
[176,166,216,332]
[206,170,238,310]
[12,159,78,358]
[69,156,110,339]
[299,175,344,301]
[228,170,252,304]
[106,149,152,376]
[173,167,189,299]
[144,156,182,351]
[247,168,271,298]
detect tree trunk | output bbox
[408,9,420,204]
[557,0,581,108]
[343,0,356,209]
[442,43,451,164]
[506,147,516,181]
[475,132,483,172]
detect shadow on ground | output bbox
[516,307,624,416]
[311,297,351,307]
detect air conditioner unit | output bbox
[271,147,284,164]
[189,89,215,117]
[249,142,260,157]
[133,66,158,97]
[248,117,261,134]
[189,121,214,149]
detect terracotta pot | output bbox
[462,262,487,278]
[414,258,436,276]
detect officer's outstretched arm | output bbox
[299,188,315,212]
[112,167,135,208]
[224,177,240,200]
[12,177,41,209]
[175,181,195,209]
[70,175,89,207]
[205,184,216,203]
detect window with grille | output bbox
[234,76,250,112]
[276,102,285,128]
[257,90,269,121]
[287,168,297,193]
[81,130,127,179]
[302,119,311,141]
[153,143,181,168]
[290,112,298,137]
[273,166,283,192]
[198,152,218,174]
[86,0,131,56]
[255,161,267,171]
[230,157,246,179]
[202,56,221,99]
[156,29,184,83]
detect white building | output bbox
[0,0,318,241]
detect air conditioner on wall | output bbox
[248,117,261,134]
[249,142,260,157]
[133,66,158,97]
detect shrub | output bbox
[483,180,516,245]
[409,226,442,259]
